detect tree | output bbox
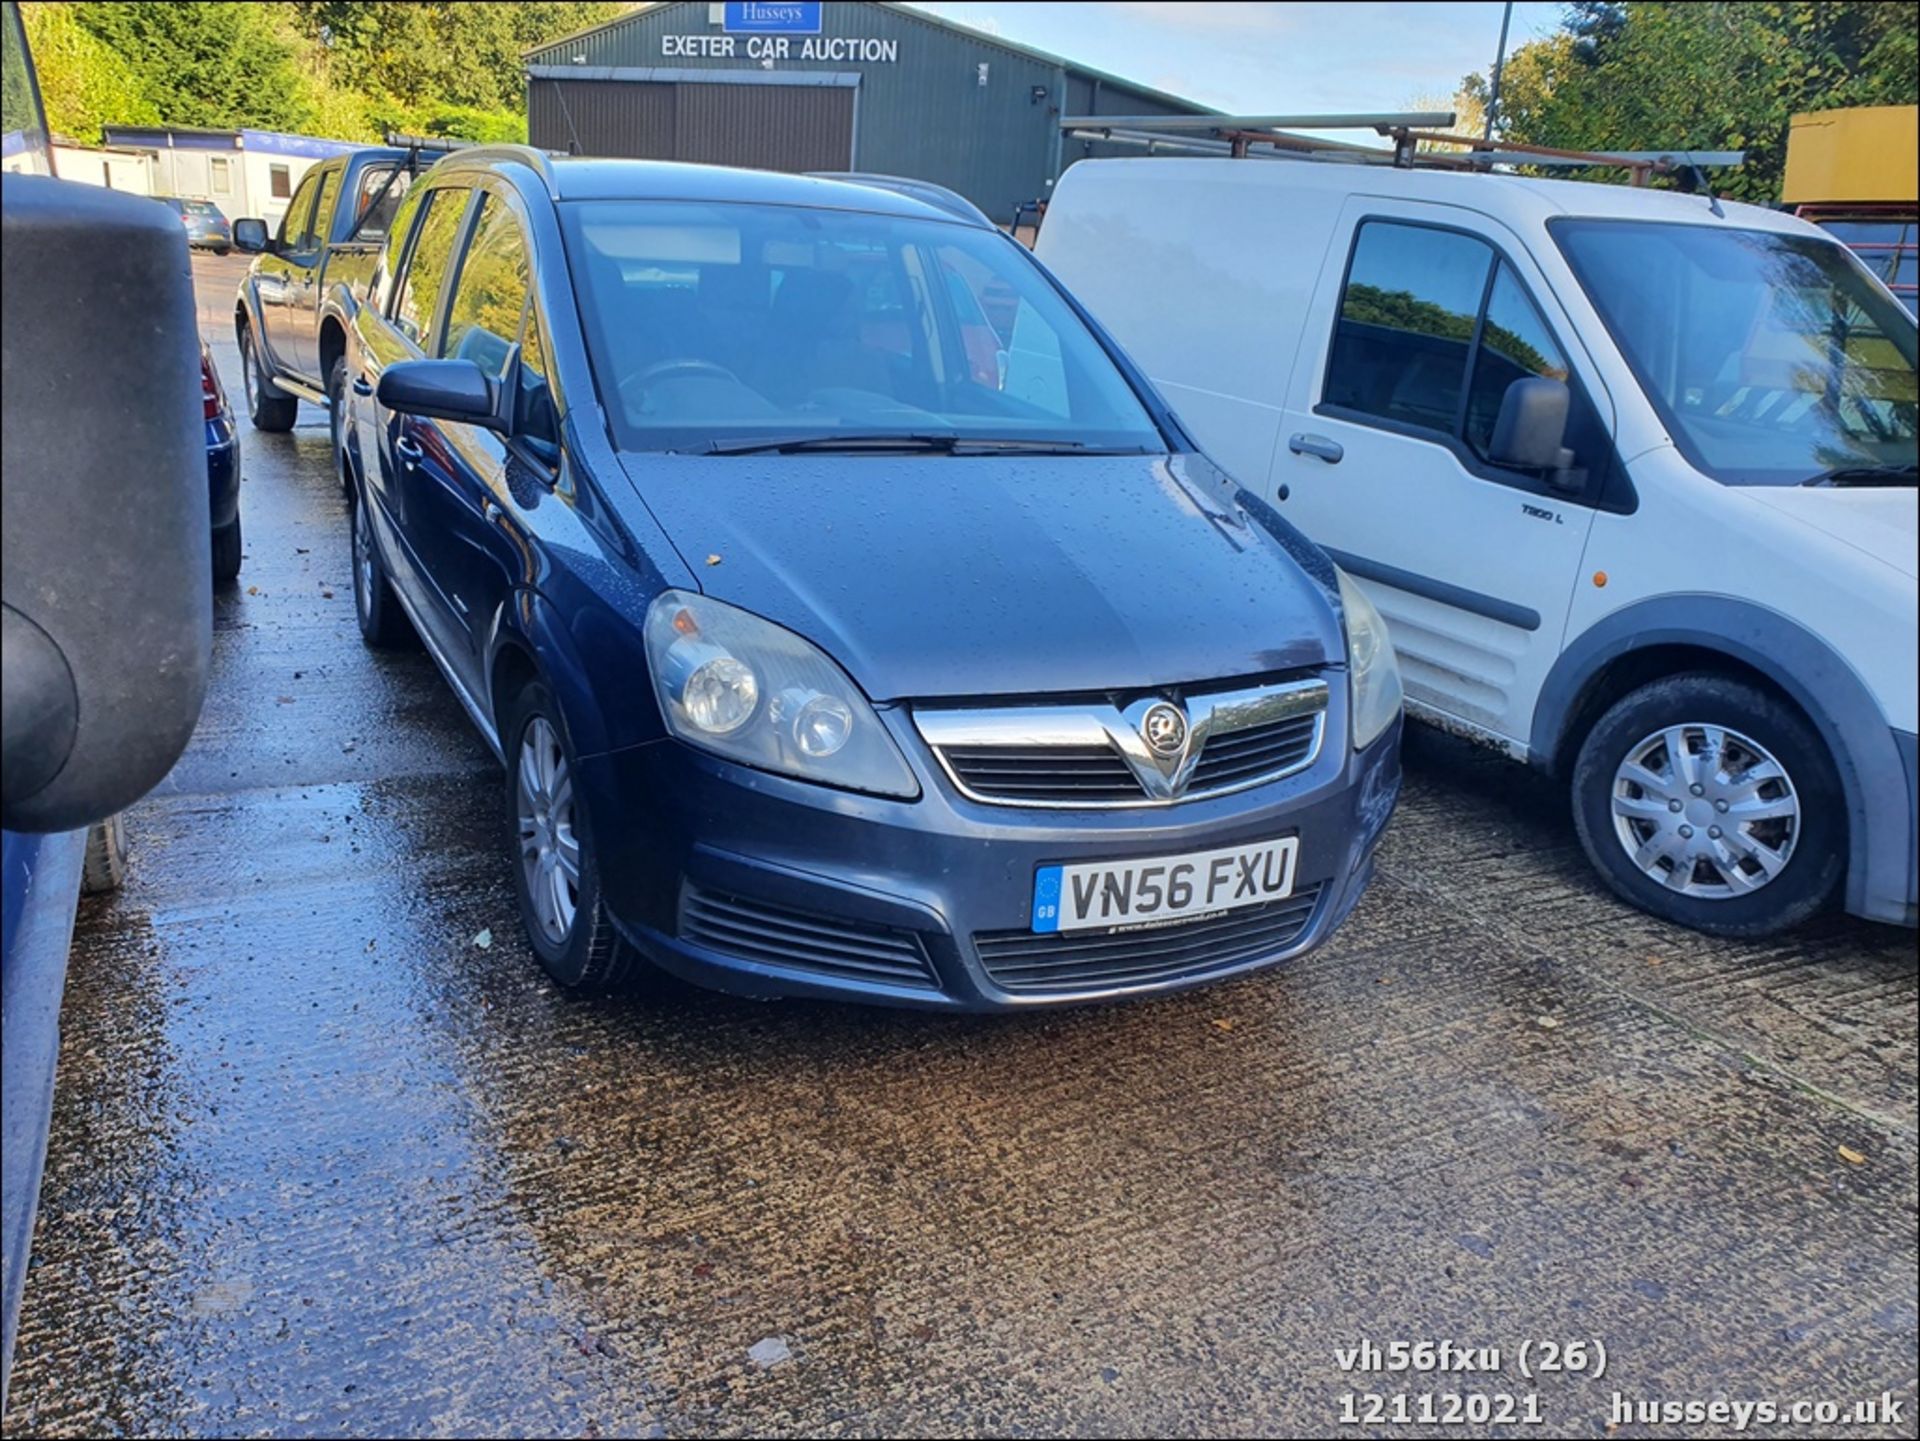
[1462,2,1920,202]
[67,2,313,131]
[20,2,157,139]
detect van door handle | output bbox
[483,501,503,524]
[1289,433,1344,464]
[395,436,423,468]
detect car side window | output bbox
[353,165,412,244]
[301,169,339,253]
[376,185,427,302]
[276,171,319,248]
[390,187,471,349]
[1325,221,1494,432]
[439,193,531,383]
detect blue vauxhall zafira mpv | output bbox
[336,148,1404,1010]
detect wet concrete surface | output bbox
[5,253,1916,1438]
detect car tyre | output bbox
[328,357,354,496]
[81,814,128,895]
[503,679,637,992]
[350,485,414,650]
[240,322,298,433]
[1571,673,1843,937]
[212,514,243,587]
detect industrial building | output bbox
[524,1,1213,223]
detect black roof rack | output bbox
[1061,112,1743,183]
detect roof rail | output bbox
[807,171,994,226]
[432,143,564,192]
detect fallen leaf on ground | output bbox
[1837,1145,1867,1166]
[1211,1018,1235,1032]
[1535,1015,1563,1030]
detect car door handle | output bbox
[395,436,423,468]
[353,377,373,397]
[483,501,503,524]
[1288,433,1344,464]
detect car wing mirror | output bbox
[1489,375,1582,490]
[232,217,271,253]
[377,358,505,434]
[3,176,211,832]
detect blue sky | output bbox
[908,2,1568,119]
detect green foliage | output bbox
[22,1,626,144]
[20,3,154,138]
[1465,2,1920,202]
[67,2,312,131]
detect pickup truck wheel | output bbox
[1571,673,1843,937]
[240,323,298,433]
[328,357,354,495]
[504,680,637,992]
[212,514,242,587]
[350,485,414,650]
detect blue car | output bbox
[157,195,232,253]
[339,150,1403,1009]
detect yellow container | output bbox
[1782,106,1919,206]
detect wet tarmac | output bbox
[5,254,1916,1438]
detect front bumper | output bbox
[579,703,1402,1011]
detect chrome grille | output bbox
[1188,712,1322,791]
[680,885,937,988]
[916,677,1330,809]
[976,882,1324,994]
[939,745,1141,804]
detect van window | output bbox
[1464,263,1571,459]
[390,187,471,348]
[1556,219,1917,486]
[440,194,531,382]
[1326,222,1494,432]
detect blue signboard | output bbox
[723,1,822,33]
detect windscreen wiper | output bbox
[694,433,1121,457]
[1801,463,1919,487]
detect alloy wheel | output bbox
[352,500,375,623]
[515,716,580,944]
[1609,722,1800,898]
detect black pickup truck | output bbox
[231,145,430,487]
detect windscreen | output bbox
[560,199,1165,453]
[1555,219,1917,485]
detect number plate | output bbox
[1031,837,1299,934]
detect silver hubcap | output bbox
[242,334,257,410]
[516,716,580,944]
[1610,723,1799,899]
[352,503,374,620]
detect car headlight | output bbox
[1336,569,1403,750]
[645,590,919,798]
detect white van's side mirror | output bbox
[1489,376,1572,473]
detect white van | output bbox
[1040,158,1917,936]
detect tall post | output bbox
[1484,0,1514,140]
